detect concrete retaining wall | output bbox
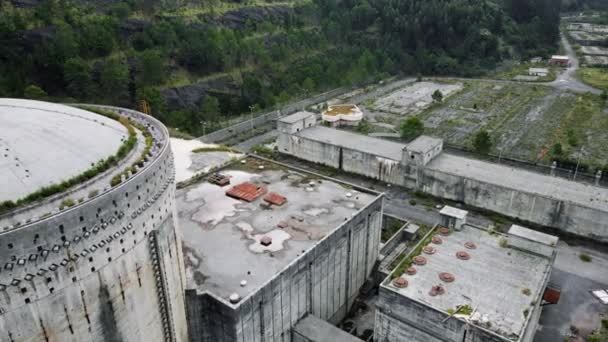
[279,130,608,241]
[415,168,608,242]
[186,197,383,342]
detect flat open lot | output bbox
[344,79,608,166]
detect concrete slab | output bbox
[427,153,608,212]
[0,99,127,202]
[176,157,379,300]
[509,225,559,247]
[386,225,553,338]
[293,314,364,342]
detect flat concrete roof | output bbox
[294,314,363,342]
[440,206,468,220]
[385,225,552,339]
[427,153,608,212]
[509,225,559,247]
[405,135,443,153]
[0,99,127,202]
[176,157,379,302]
[296,126,405,161]
[278,111,316,124]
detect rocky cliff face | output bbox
[161,74,240,111]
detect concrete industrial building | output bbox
[176,157,383,342]
[375,212,558,342]
[0,99,187,341]
[277,111,608,242]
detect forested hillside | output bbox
[0,0,560,136]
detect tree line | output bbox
[0,0,561,136]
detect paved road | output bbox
[234,129,278,152]
[549,34,600,95]
[535,243,608,341]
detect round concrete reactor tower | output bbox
[0,99,187,342]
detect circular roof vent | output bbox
[456,251,471,260]
[439,272,455,283]
[240,280,247,287]
[406,266,417,275]
[413,256,427,265]
[229,293,241,304]
[431,236,443,245]
[464,241,477,249]
[429,284,445,296]
[439,228,451,236]
[423,246,437,255]
[393,277,408,288]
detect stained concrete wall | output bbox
[185,196,383,342]
[0,109,188,342]
[375,287,511,342]
[414,168,608,242]
[279,129,608,241]
[278,133,406,186]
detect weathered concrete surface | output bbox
[277,116,608,242]
[375,225,554,342]
[0,99,127,202]
[0,104,188,342]
[179,158,384,342]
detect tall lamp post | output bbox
[249,105,255,136]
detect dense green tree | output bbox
[138,50,166,85]
[100,58,129,99]
[400,116,424,141]
[473,130,492,154]
[551,143,563,157]
[63,57,92,98]
[432,90,443,103]
[199,95,221,122]
[137,86,166,118]
[80,17,117,57]
[24,85,47,100]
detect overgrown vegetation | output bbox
[192,146,236,154]
[580,253,592,262]
[392,225,434,278]
[0,0,561,138]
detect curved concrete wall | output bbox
[0,106,187,342]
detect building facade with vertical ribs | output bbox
[0,99,187,342]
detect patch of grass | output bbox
[382,220,404,243]
[88,189,99,198]
[522,288,532,296]
[251,145,274,158]
[577,67,608,89]
[499,237,509,248]
[391,225,435,278]
[580,253,592,262]
[192,146,236,153]
[59,198,75,210]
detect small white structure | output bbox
[530,57,543,64]
[529,68,549,77]
[508,224,559,258]
[321,104,363,127]
[277,111,317,134]
[402,135,443,167]
[439,205,468,230]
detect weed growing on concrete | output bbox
[579,253,592,262]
